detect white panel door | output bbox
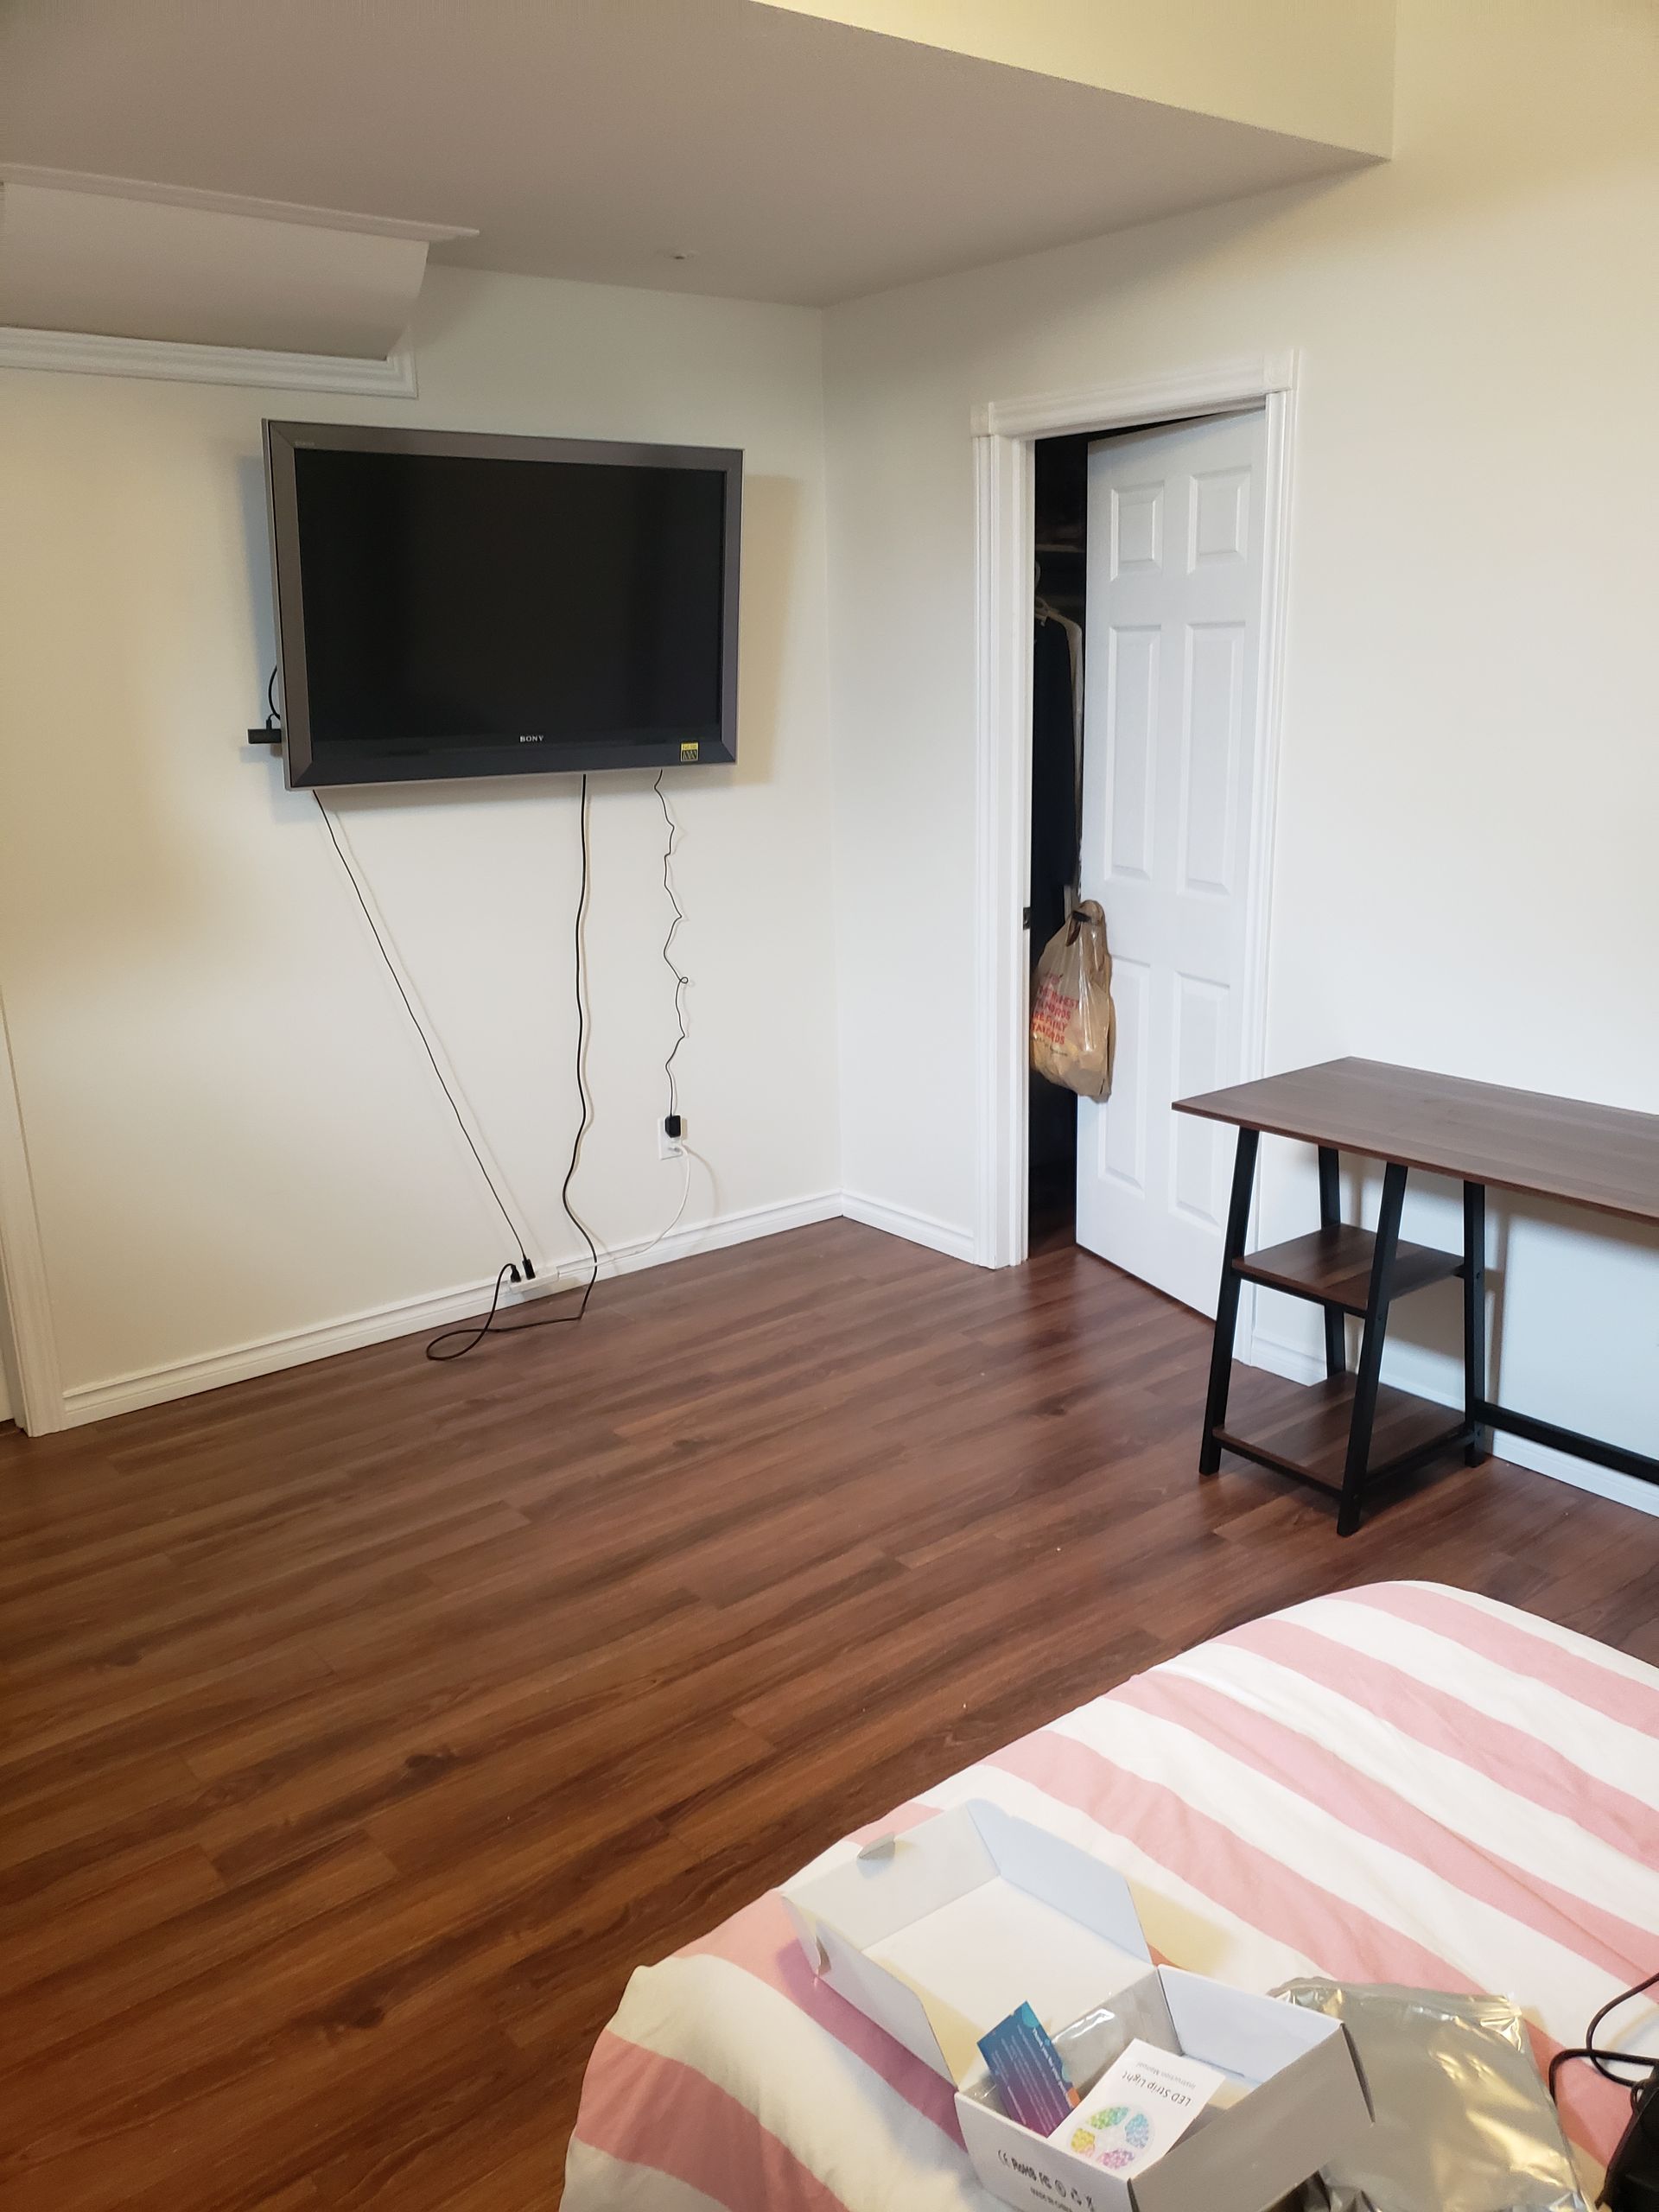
[1076,409,1266,1314]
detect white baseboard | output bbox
[840,1190,977,1264]
[59,1188,842,1428]
[45,1211,1659,1506]
[61,1275,522,1426]
[1478,1427,1659,1516]
[52,1186,963,1430]
[548,1189,843,1287]
[1248,1332,1659,1520]
[1247,1333,1326,1389]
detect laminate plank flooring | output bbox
[2,1220,1655,2208]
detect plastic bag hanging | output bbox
[1031,899,1116,1103]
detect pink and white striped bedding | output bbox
[563,1581,1659,2209]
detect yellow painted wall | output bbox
[762,0,1396,153]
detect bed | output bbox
[563,1580,1659,2209]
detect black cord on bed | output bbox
[1550,1965,1659,2095]
[1550,1962,1659,2171]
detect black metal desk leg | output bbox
[1463,1180,1491,1465]
[1200,1128,1260,1476]
[1317,1146,1345,1378]
[1338,1160,1408,1536]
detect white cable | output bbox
[631,1145,695,1267]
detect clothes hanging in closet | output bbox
[1029,608,1080,960]
[1029,607,1084,1188]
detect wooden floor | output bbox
[3,1220,1656,2209]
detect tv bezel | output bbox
[264,420,743,790]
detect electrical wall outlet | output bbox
[659,1116,684,1160]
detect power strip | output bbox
[1606,2075,1659,2210]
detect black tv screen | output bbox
[264,423,741,788]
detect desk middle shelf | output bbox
[1235,1224,1462,1315]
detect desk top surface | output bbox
[1175,1058,1659,1227]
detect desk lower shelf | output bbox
[1213,1370,1471,1494]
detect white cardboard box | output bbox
[957,1967,1374,2212]
[781,1800,1173,2083]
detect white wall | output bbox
[823,0,1659,1507]
[0,264,840,1416]
[4,0,1656,1502]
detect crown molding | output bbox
[0,164,474,243]
[0,170,467,372]
[0,323,418,397]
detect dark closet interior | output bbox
[1028,431,1090,1246]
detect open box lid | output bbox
[782,1800,1158,2083]
[956,1967,1376,2212]
[1128,1973,1374,2212]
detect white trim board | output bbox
[841,1191,977,1264]
[60,1190,844,1429]
[1249,1331,1659,1521]
[0,164,473,243]
[0,982,62,1434]
[971,353,1298,442]
[48,1192,973,1430]
[0,325,419,397]
[21,1185,1659,1507]
[971,351,1298,1313]
[0,167,464,383]
[546,1188,846,1287]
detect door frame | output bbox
[0,978,63,1434]
[970,351,1299,1324]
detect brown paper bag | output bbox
[1030,899,1116,1102]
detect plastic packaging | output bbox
[1051,2002,1143,2097]
[959,2003,1143,2124]
[1275,1980,1588,2212]
[1031,900,1116,1102]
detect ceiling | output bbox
[0,0,1372,308]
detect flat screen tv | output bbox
[264,422,741,788]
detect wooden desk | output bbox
[1175,1058,1659,1534]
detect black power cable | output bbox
[291,666,607,1367]
[1551,1966,1659,2095]
[426,773,601,1360]
[654,770,689,1119]
[313,790,532,1279]
[1550,1964,1659,2187]
[558,772,601,1302]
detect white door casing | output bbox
[970,353,1295,1278]
[0,978,62,1433]
[1076,408,1268,1314]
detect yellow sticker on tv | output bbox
[680,741,699,761]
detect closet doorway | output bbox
[982,355,1296,1301]
[1027,410,1270,1302]
[1027,432,1090,1248]
[1074,407,1269,1313]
